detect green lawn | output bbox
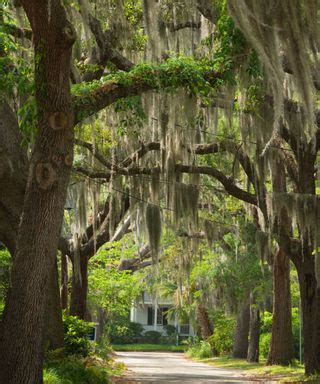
[192,356,320,382]
[112,343,186,352]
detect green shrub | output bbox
[94,335,113,360]
[164,324,177,336]
[44,356,110,384]
[209,312,235,355]
[187,340,212,359]
[260,311,273,333]
[63,315,94,357]
[259,332,271,359]
[143,330,162,344]
[0,249,11,318]
[160,325,178,344]
[109,320,143,344]
[43,368,66,384]
[292,307,303,360]
[159,334,178,345]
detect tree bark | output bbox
[267,248,293,365]
[267,154,294,365]
[196,304,217,355]
[44,258,64,350]
[0,101,27,254]
[233,300,250,358]
[70,255,89,319]
[96,307,106,341]
[295,254,320,375]
[247,294,260,363]
[60,254,69,310]
[0,2,75,383]
[294,148,320,374]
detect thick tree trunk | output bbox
[267,154,294,365]
[60,254,69,310]
[70,256,89,319]
[295,255,320,375]
[247,294,260,363]
[294,149,320,374]
[267,248,293,365]
[0,2,75,383]
[0,101,27,254]
[44,258,64,350]
[233,300,250,358]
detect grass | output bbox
[112,343,186,352]
[190,355,320,382]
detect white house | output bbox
[130,291,195,337]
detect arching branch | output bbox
[77,0,133,81]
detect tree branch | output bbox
[72,63,223,123]
[176,164,258,206]
[77,0,133,81]
[75,139,113,169]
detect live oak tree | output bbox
[0,0,320,382]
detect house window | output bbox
[147,306,169,325]
[180,324,190,335]
[147,307,154,325]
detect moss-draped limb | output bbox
[72,58,223,123]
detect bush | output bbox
[209,312,235,355]
[143,330,162,344]
[187,340,213,359]
[63,315,94,357]
[160,325,178,344]
[164,324,177,336]
[259,332,271,359]
[44,356,110,384]
[159,334,178,345]
[109,320,143,344]
[260,311,273,333]
[43,369,65,384]
[93,335,113,360]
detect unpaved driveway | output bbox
[115,351,270,383]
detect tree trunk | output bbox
[295,255,320,375]
[96,307,106,341]
[267,248,293,365]
[0,101,27,254]
[294,148,320,374]
[267,153,294,365]
[247,294,260,363]
[0,2,75,383]
[233,300,250,358]
[70,255,89,319]
[197,304,213,340]
[196,304,217,355]
[60,254,69,310]
[44,258,64,350]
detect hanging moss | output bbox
[271,193,320,236]
[228,0,319,137]
[146,203,162,263]
[255,230,270,264]
[172,181,199,227]
[203,219,217,247]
